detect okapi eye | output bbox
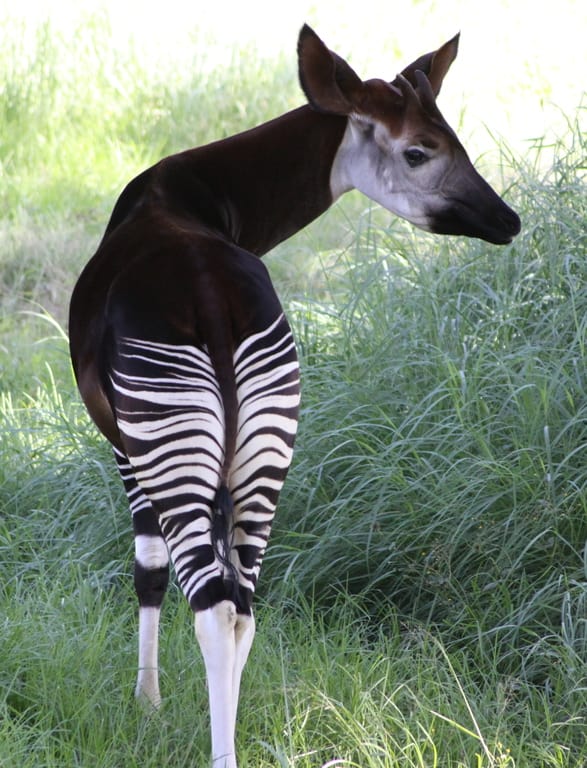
[404,148,428,168]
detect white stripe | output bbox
[112,320,300,604]
[234,335,296,378]
[232,314,286,362]
[236,413,298,445]
[123,435,223,470]
[121,337,214,368]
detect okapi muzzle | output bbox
[428,156,521,244]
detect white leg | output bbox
[232,612,255,726]
[135,606,162,708]
[195,601,239,768]
[133,533,169,709]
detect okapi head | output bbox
[298,25,521,245]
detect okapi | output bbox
[69,24,520,767]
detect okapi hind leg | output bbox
[133,525,169,708]
[232,611,255,728]
[114,448,170,709]
[195,600,243,768]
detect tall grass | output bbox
[1,9,586,768]
[272,120,587,619]
[0,13,297,223]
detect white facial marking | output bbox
[330,116,443,232]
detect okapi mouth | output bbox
[430,197,521,245]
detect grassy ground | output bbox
[1,7,586,767]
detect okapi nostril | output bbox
[502,208,521,235]
[510,212,522,234]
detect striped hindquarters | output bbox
[230,314,300,598]
[109,313,300,612]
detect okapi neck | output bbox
[154,105,348,256]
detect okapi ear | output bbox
[396,33,460,97]
[298,24,364,115]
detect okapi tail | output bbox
[194,270,241,596]
[206,340,239,591]
[211,482,240,592]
